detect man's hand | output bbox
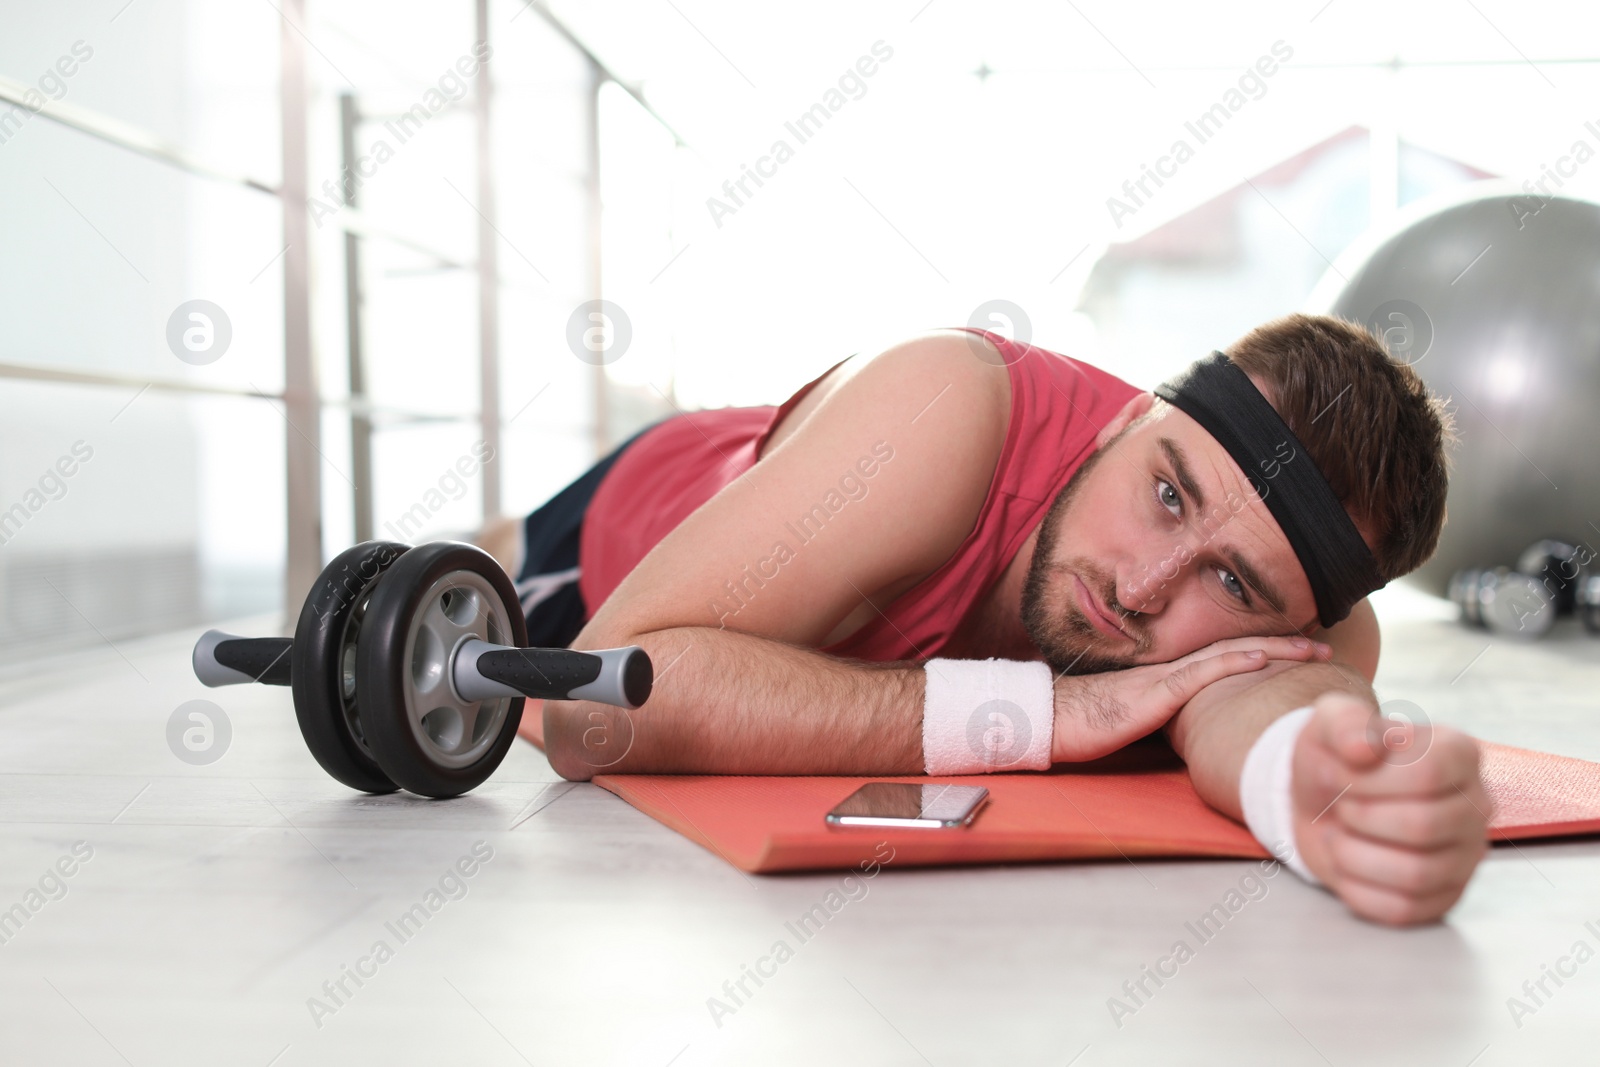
[1290,692,1490,925]
[1051,636,1331,762]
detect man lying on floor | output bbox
[478,313,1488,926]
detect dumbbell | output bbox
[1448,566,1556,637]
[1580,576,1600,635]
[1516,538,1590,616]
[192,540,652,798]
[1447,537,1594,639]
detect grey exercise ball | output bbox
[1310,181,1600,598]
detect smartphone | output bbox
[824,782,989,829]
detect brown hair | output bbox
[1223,312,1455,583]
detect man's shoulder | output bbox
[851,329,1141,446]
[845,330,1013,428]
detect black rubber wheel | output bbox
[356,541,528,798]
[291,541,412,794]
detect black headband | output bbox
[1153,351,1384,628]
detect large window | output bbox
[0,0,681,669]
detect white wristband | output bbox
[922,658,1054,775]
[1238,705,1321,885]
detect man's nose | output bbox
[1122,542,1195,614]
[1120,565,1165,615]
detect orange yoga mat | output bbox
[516,705,1600,874]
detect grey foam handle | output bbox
[193,629,294,687]
[452,640,652,709]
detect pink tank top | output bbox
[578,328,1141,660]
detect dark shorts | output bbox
[513,422,660,648]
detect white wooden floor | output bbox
[2,584,1598,1066]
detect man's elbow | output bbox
[1316,596,1381,685]
[543,701,598,782]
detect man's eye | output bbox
[1216,566,1246,602]
[1156,479,1181,517]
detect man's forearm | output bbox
[545,626,925,780]
[1165,659,1375,821]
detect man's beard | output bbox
[1019,436,1153,676]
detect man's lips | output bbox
[1075,575,1130,640]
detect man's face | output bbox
[1021,395,1321,675]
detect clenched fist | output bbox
[1291,692,1491,925]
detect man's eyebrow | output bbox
[1225,548,1287,617]
[1158,436,1287,616]
[1158,437,1206,512]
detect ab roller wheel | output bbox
[191,540,653,798]
[355,541,528,798]
[292,540,409,794]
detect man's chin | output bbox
[1021,568,1141,675]
[1039,616,1139,675]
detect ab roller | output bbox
[1448,537,1600,638]
[192,540,652,798]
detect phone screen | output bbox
[824,782,989,828]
